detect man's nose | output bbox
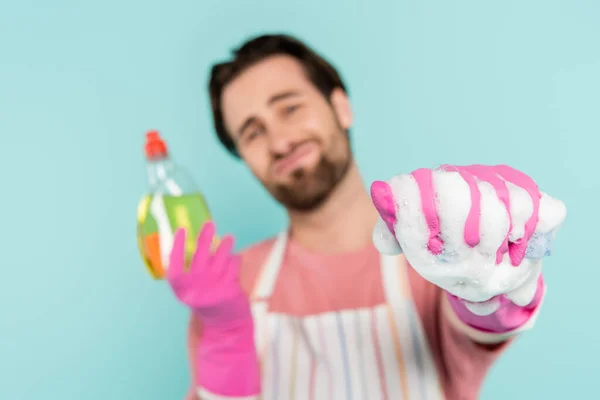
[267,123,296,156]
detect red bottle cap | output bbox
[145,130,168,159]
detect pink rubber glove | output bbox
[167,221,260,399]
[371,164,566,336]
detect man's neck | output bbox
[287,162,378,254]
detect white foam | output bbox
[463,297,501,316]
[372,169,566,303]
[372,217,404,255]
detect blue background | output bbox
[1,0,598,398]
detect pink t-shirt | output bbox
[189,236,542,400]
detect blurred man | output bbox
[169,34,550,400]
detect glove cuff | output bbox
[446,274,545,334]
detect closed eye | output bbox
[282,104,301,116]
[243,126,264,143]
[286,104,299,113]
[246,130,259,140]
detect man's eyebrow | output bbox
[267,90,301,105]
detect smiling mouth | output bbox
[274,141,318,176]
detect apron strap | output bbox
[380,253,444,399]
[380,253,410,300]
[250,231,288,362]
[251,230,288,300]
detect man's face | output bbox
[221,55,353,211]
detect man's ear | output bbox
[330,87,353,130]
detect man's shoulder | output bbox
[239,236,278,259]
[238,236,278,296]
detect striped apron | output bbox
[250,232,445,400]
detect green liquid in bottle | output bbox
[137,192,214,279]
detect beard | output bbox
[265,135,352,212]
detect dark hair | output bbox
[209,34,348,157]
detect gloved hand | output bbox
[370,164,566,333]
[167,221,260,399]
